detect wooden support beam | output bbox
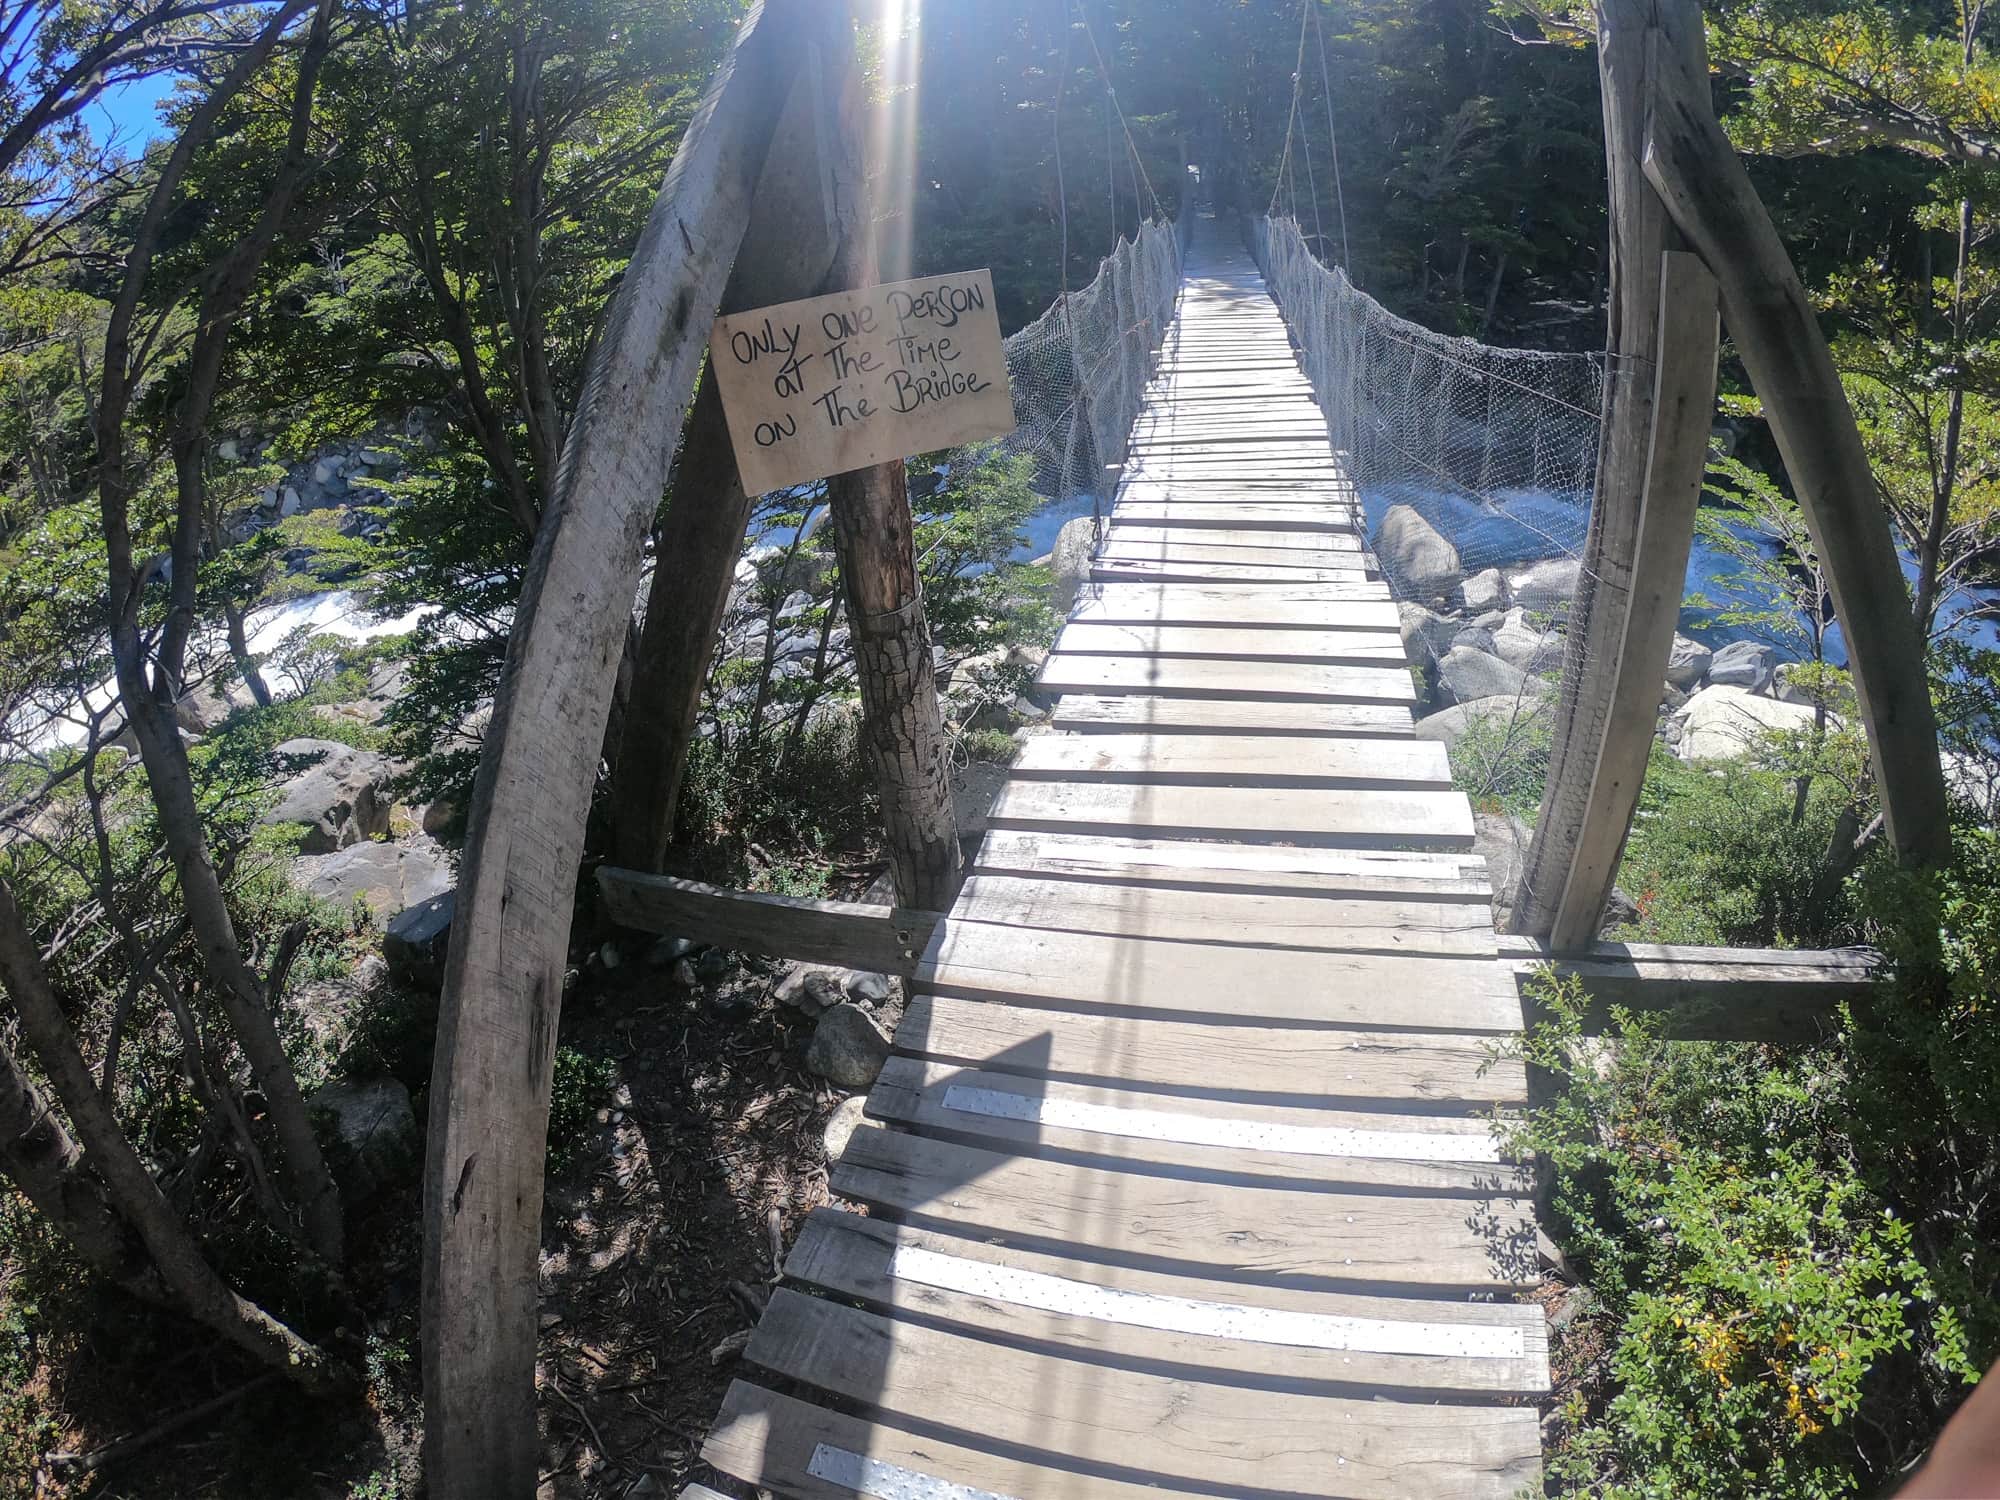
[1501,935,1874,1042]
[1541,251,1718,951]
[596,867,942,976]
[610,45,860,873]
[418,7,822,1495]
[1641,0,1952,871]
[1514,0,1685,945]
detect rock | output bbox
[1491,608,1562,674]
[419,795,460,839]
[294,837,452,919]
[1049,516,1097,615]
[1450,625,1497,656]
[173,675,261,733]
[822,1094,869,1160]
[1673,684,1829,762]
[693,949,733,983]
[1460,567,1509,616]
[1506,558,1579,613]
[1005,643,1049,673]
[1413,695,1546,750]
[1706,639,1778,693]
[280,486,301,516]
[309,1076,416,1201]
[312,457,343,485]
[805,1002,892,1089]
[263,738,397,853]
[1397,602,1460,662]
[648,935,696,966]
[1375,504,1461,602]
[774,966,845,1015]
[1472,609,1508,632]
[384,889,454,989]
[670,958,700,989]
[1473,811,1533,927]
[1602,885,1641,931]
[1437,646,1541,706]
[1665,633,1712,690]
[845,970,894,1005]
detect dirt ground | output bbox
[11,942,880,1500]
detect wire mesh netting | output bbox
[980,211,1189,503]
[1249,214,1604,599]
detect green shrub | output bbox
[545,1046,614,1175]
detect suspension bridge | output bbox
[417,4,1947,1494]
[690,228,1547,1499]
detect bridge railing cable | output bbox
[1250,213,1608,802]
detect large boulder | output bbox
[805,1002,892,1089]
[262,738,397,853]
[174,674,262,734]
[1413,694,1546,750]
[1473,811,1533,928]
[1375,505,1462,603]
[1397,602,1460,662]
[1461,567,1509,616]
[384,888,454,989]
[1665,633,1712,690]
[1491,608,1562,673]
[295,836,452,919]
[1049,516,1097,615]
[1506,558,1580,614]
[1673,684,1827,762]
[1437,646,1544,706]
[310,1076,416,1201]
[1706,639,1778,693]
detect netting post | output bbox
[1512,0,1710,946]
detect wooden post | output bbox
[418,6,820,1495]
[610,39,860,874]
[1641,0,1953,870]
[1540,252,1718,950]
[1513,0,1691,943]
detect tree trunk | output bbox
[419,7,818,1493]
[223,601,273,709]
[1642,0,1953,870]
[609,49,862,873]
[0,1038,160,1295]
[0,880,334,1385]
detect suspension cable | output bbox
[1076,0,1164,223]
[1295,0,1324,251]
[1311,0,1352,270]
[1268,0,1307,217]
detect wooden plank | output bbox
[917,921,1524,1033]
[1092,556,1376,586]
[1073,581,1397,626]
[830,1128,1539,1288]
[1500,934,1872,1041]
[866,1057,1526,1196]
[1096,542,1368,575]
[595,867,937,975]
[1038,653,1415,705]
[952,874,1496,957]
[897,992,1523,1104]
[747,1293,1541,1499]
[705,1379,1175,1500]
[784,1212,1549,1397]
[1102,524,1362,553]
[971,829,1492,900]
[1107,504,1360,530]
[987,779,1471,848]
[1053,622,1402,665]
[1051,693,1414,737]
[1012,729,1448,785]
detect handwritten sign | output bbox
[709,268,1016,495]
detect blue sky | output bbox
[89,73,175,150]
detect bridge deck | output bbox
[701,239,1545,1497]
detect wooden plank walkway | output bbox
[700,234,1544,1498]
